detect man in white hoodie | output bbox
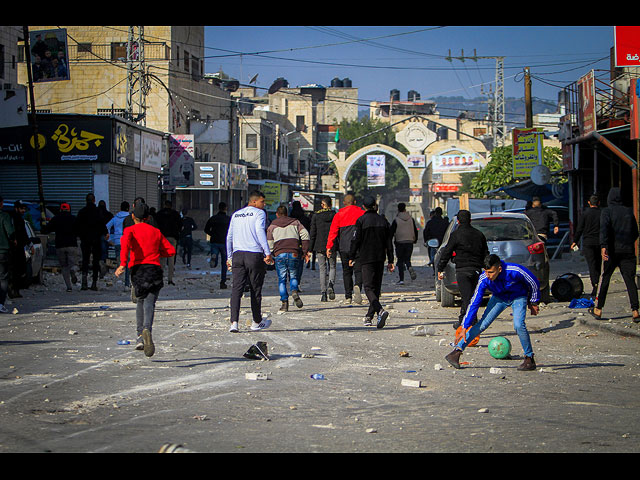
[390,203,418,284]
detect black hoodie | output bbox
[600,187,638,255]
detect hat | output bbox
[133,203,149,220]
[363,195,376,208]
[60,203,71,212]
[532,196,541,202]
[14,200,24,209]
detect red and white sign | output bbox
[614,26,640,67]
[430,183,462,193]
[577,71,596,135]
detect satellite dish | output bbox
[530,164,551,185]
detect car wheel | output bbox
[435,278,441,302]
[441,283,456,308]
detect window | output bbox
[246,134,257,149]
[111,42,127,61]
[296,115,305,132]
[183,51,190,72]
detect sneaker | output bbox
[363,316,373,326]
[229,321,239,333]
[291,290,303,308]
[517,355,536,371]
[250,318,272,331]
[135,335,144,350]
[353,285,362,304]
[327,283,335,300]
[396,280,404,285]
[408,267,417,281]
[0,304,8,314]
[219,282,227,289]
[142,328,155,357]
[445,348,463,369]
[377,309,389,329]
[66,287,72,292]
[344,297,352,305]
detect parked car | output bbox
[1,201,46,284]
[506,205,572,257]
[1,200,55,232]
[434,212,551,307]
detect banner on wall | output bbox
[366,154,385,187]
[168,134,195,186]
[29,28,70,83]
[512,127,543,178]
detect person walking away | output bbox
[226,191,274,333]
[155,200,182,285]
[0,196,16,313]
[444,254,540,371]
[571,195,601,298]
[525,196,559,244]
[41,203,79,292]
[75,193,108,291]
[7,201,32,298]
[179,209,197,268]
[204,202,231,289]
[267,205,310,312]
[289,201,311,289]
[349,195,395,328]
[309,196,337,302]
[97,200,113,278]
[115,203,176,357]
[423,207,448,269]
[390,203,418,284]
[436,209,489,329]
[326,194,365,304]
[106,202,131,290]
[589,187,639,322]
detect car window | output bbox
[473,218,536,241]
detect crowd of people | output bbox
[1,186,638,367]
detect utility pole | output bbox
[524,67,533,128]
[126,26,147,125]
[446,49,506,146]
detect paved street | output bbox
[1,247,639,453]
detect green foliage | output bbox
[467,145,565,198]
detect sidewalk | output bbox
[548,250,640,339]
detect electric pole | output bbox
[524,67,533,128]
[126,26,148,125]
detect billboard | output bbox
[614,26,640,67]
[366,154,385,187]
[512,127,543,178]
[577,70,596,135]
[29,28,70,83]
[168,134,195,186]
[432,152,480,173]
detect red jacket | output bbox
[120,222,176,268]
[326,204,364,253]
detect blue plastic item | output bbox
[568,298,594,309]
[310,374,325,380]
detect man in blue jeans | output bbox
[445,254,540,371]
[267,205,311,312]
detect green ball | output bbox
[488,336,512,359]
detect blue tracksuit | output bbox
[462,261,540,329]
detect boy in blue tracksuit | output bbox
[445,254,540,371]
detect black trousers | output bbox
[80,237,101,278]
[596,251,639,311]
[230,251,266,324]
[339,251,362,299]
[395,242,413,281]
[361,261,384,318]
[582,244,602,295]
[456,267,481,325]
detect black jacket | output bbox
[204,211,231,244]
[309,208,335,253]
[423,214,448,243]
[349,210,394,265]
[155,207,183,239]
[75,203,107,241]
[437,223,489,272]
[600,187,638,255]
[525,206,559,236]
[573,206,600,246]
[41,212,77,248]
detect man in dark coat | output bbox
[204,202,231,288]
[309,196,336,301]
[437,210,489,329]
[7,201,32,297]
[75,193,108,290]
[525,196,559,243]
[590,187,639,322]
[571,194,601,297]
[423,207,448,268]
[155,200,182,285]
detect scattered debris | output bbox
[401,378,422,388]
[245,372,269,380]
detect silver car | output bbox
[434,212,551,307]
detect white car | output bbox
[23,221,45,284]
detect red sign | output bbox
[631,78,640,140]
[431,183,461,193]
[577,71,596,135]
[614,26,640,67]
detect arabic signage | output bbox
[430,183,462,193]
[614,26,640,67]
[141,132,163,174]
[512,127,543,178]
[366,154,385,187]
[168,134,195,186]
[29,28,70,83]
[577,71,596,135]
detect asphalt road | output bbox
[1,250,639,453]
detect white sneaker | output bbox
[396,280,404,285]
[353,285,362,304]
[250,318,272,331]
[229,321,239,333]
[0,304,8,314]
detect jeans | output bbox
[456,295,534,357]
[136,290,158,335]
[275,252,300,301]
[316,251,336,293]
[181,236,193,265]
[209,242,227,283]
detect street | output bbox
[1,248,639,453]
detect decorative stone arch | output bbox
[333,143,425,192]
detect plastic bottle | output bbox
[408,308,419,313]
[310,373,325,380]
[117,340,130,345]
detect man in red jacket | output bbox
[115,204,176,357]
[326,194,364,304]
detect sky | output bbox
[203,26,615,111]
